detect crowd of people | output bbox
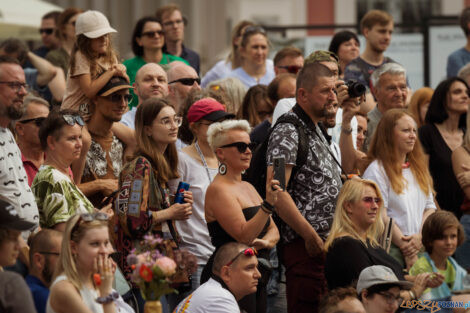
[3,4,470,313]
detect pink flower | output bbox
[155,257,177,276]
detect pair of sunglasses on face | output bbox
[168,77,201,86]
[19,117,46,127]
[225,247,258,267]
[220,142,256,153]
[277,65,302,74]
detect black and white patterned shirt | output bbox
[266,105,342,243]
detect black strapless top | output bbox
[207,205,271,249]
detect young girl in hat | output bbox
[61,10,135,183]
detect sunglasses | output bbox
[38,251,60,256]
[168,77,201,86]
[278,65,302,74]
[19,117,46,127]
[220,141,256,153]
[243,26,266,38]
[362,197,381,204]
[63,114,85,126]
[71,212,109,236]
[39,28,54,35]
[141,30,164,38]
[104,93,133,103]
[226,247,258,267]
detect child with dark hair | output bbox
[410,211,467,304]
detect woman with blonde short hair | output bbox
[201,119,280,313]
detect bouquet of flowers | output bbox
[126,234,198,301]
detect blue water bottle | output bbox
[174,181,190,203]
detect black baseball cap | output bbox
[0,199,35,231]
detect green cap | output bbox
[304,50,339,67]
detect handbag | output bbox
[379,217,393,253]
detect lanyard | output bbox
[195,141,213,183]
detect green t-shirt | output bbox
[32,165,94,228]
[410,255,456,296]
[123,54,189,109]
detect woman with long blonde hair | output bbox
[47,213,132,313]
[324,179,435,301]
[363,109,436,270]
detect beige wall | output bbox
[44,0,466,75]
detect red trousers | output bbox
[281,237,327,313]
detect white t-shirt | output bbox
[120,107,137,130]
[363,160,436,235]
[173,278,240,313]
[0,128,39,237]
[168,150,216,265]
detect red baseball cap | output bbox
[187,98,235,123]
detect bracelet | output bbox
[341,126,353,134]
[96,290,119,304]
[260,205,272,215]
[262,200,275,213]
[409,290,416,300]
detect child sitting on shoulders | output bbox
[61,10,134,183]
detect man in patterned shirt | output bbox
[78,76,130,207]
[266,62,342,313]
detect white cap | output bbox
[75,10,117,38]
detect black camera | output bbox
[346,80,366,98]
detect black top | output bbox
[419,123,464,218]
[207,205,270,249]
[250,120,271,147]
[325,236,405,290]
[163,44,200,74]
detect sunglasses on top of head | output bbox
[62,114,85,126]
[220,142,256,153]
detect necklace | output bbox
[195,141,214,182]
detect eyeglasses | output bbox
[278,65,302,74]
[141,30,164,38]
[220,142,256,153]
[19,117,46,127]
[63,114,85,126]
[71,212,109,236]
[0,81,29,92]
[162,19,184,27]
[226,247,257,267]
[158,116,183,129]
[103,93,133,103]
[362,197,381,204]
[377,291,403,305]
[39,28,54,35]
[38,251,60,256]
[168,77,201,86]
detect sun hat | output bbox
[75,10,117,39]
[98,76,132,97]
[187,98,235,123]
[356,265,413,295]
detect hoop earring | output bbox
[218,163,227,175]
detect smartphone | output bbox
[174,181,190,204]
[273,156,286,190]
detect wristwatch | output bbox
[96,290,119,304]
[341,126,353,134]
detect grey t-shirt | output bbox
[0,271,37,313]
